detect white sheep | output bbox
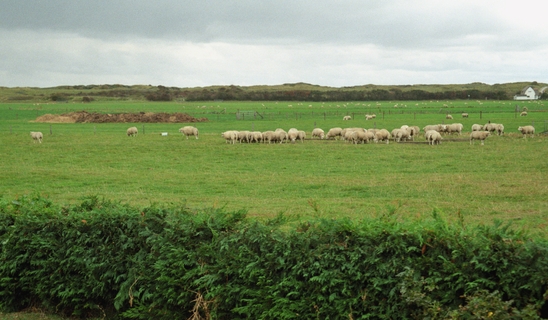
[275,128,288,144]
[445,123,463,135]
[30,131,43,143]
[374,129,391,144]
[365,114,374,120]
[221,130,239,144]
[297,130,306,143]
[471,124,483,132]
[237,130,251,143]
[518,125,535,138]
[178,126,199,139]
[520,111,528,116]
[126,127,138,137]
[423,124,442,132]
[470,131,490,145]
[495,124,504,136]
[326,127,343,140]
[262,131,277,144]
[311,128,325,139]
[287,128,300,143]
[462,113,469,118]
[343,115,352,120]
[446,114,453,120]
[425,130,442,145]
[350,130,368,144]
[250,131,263,143]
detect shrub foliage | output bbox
[1,196,547,319]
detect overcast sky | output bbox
[1,0,547,88]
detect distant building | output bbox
[513,86,540,100]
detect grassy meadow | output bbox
[1,99,547,235]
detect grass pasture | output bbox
[1,99,547,236]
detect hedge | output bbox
[1,195,547,319]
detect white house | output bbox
[514,86,539,100]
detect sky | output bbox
[1,0,547,88]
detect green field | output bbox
[1,99,547,235]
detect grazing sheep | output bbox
[482,123,498,133]
[30,131,43,143]
[350,130,368,144]
[365,114,374,120]
[262,130,277,144]
[423,124,442,132]
[343,115,352,120]
[297,130,306,143]
[275,128,288,144]
[374,129,391,144]
[341,128,365,141]
[425,130,442,145]
[408,126,420,140]
[237,130,251,143]
[520,111,528,116]
[495,124,504,136]
[446,114,453,120]
[470,131,490,145]
[221,130,239,144]
[178,126,199,139]
[126,126,138,137]
[393,128,411,142]
[363,130,375,143]
[311,128,325,139]
[462,113,469,118]
[250,131,263,143]
[445,123,463,135]
[326,127,343,140]
[518,125,535,138]
[522,106,528,112]
[287,128,300,143]
[471,124,483,132]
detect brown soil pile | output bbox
[35,111,208,123]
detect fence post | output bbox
[50,125,52,135]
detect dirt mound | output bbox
[35,111,208,123]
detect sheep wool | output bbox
[30,131,43,143]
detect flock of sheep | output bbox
[219,122,537,146]
[29,121,537,146]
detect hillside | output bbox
[0,81,546,102]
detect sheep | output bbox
[365,114,374,120]
[326,127,343,140]
[250,131,263,143]
[343,115,352,120]
[221,130,239,144]
[482,123,497,133]
[495,124,504,136]
[262,130,277,144]
[423,124,442,132]
[363,130,376,143]
[350,130,367,144]
[237,130,251,143]
[126,126,138,137]
[311,128,325,139]
[470,131,490,145]
[178,126,199,139]
[341,128,365,141]
[287,128,300,143]
[297,130,306,143]
[392,128,410,142]
[275,128,288,144]
[425,130,442,145]
[520,111,528,116]
[471,124,483,132]
[462,113,469,118]
[446,114,453,120]
[518,125,535,138]
[374,129,391,144]
[408,126,420,140]
[445,123,463,135]
[30,131,43,143]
